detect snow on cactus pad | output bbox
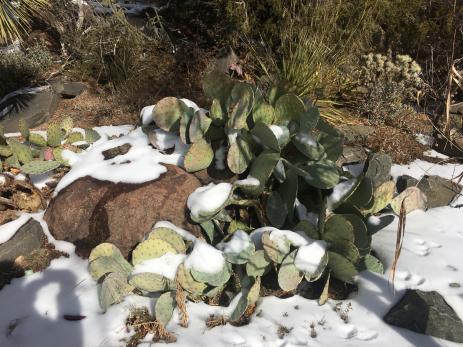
[187,182,233,222]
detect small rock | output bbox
[337,145,367,166]
[44,165,202,258]
[396,175,418,194]
[417,175,460,208]
[0,219,45,269]
[384,290,463,343]
[102,143,132,160]
[60,82,86,98]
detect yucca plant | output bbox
[0,0,49,45]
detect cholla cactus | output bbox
[357,52,425,123]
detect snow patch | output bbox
[0,214,31,244]
[184,241,225,274]
[132,253,186,280]
[294,241,327,274]
[187,183,232,220]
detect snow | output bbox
[0,214,30,244]
[269,125,289,144]
[233,175,260,187]
[139,105,154,125]
[187,183,232,220]
[55,127,186,194]
[184,241,225,274]
[294,240,327,274]
[132,253,186,281]
[214,144,226,170]
[1,121,463,347]
[327,178,358,210]
[217,230,252,254]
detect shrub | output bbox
[0,44,53,96]
[355,53,425,124]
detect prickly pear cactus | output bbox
[183,138,214,172]
[277,250,303,291]
[98,272,134,312]
[155,291,176,326]
[129,272,174,292]
[21,160,61,175]
[8,139,33,164]
[47,123,64,147]
[28,133,47,147]
[152,97,184,132]
[132,238,177,266]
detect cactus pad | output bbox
[253,102,275,125]
[327,251,358,284]
[274,94,305,124]
[155,291,176,326]
[152,97,184,132]
[47,123,64,147]
[89,256,132,281]
[132,238,177,265]
[21,160,61,175]
[176,264,207,295]
[184,138,214,172]
[98,272,134,312]
[129,272,173,292]
[227,137,252,174]
[18,118,30,139]
[278,250,303,291]
[66,132,84,144]
[148,227,187,254]
[304,159,340,189]
[246,250,270,277]
[28,133,47,147]
[8,139,33,164]
[262,231,290,264]
[84,128,101,143]
[189,109,212,143]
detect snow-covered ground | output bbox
[0,126,462,347]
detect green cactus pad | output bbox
[28,133,47,147]
[98,272,134,312]
[227,137,252,174]
[189,110,212,143]
[324,215,355,243]
[8,139,33,164]
[210,98,226,124]
[52,147,67,166]
[61,117,74,135]
[128,272,173,292]
[253,102,275,125]
[176,263,208,295]
[18,118,30,139]
[347,177,374,208]
[363,254,384,274]
[132,238,177,266]
[327,251,358,284]
[148,227,187,254]
[292,132,325,160]
[89,256,132,281]
[152,97,184,132]
[300,106,320,131]
[47,123,64,147]
[240,150,280,196]
[5,155,20,168]
[89,243,124,262]
[328,240,360,263]
[262,231,290,264]
[304,159,340,189]
[278,250,303,291]
[266,191,288,228]
[344,214,371,256]
[66,132,84,144]
[294,220,319,240]
[390,187,427,215]
[0,145,13,157]
[246,250,271,277]
[155,291,176,326]
[190,262,231,287]
[84,128,101,143]
[318,132,343,162]
[251,122,280,151]
[21,160,61,175]
[274,94,305,124]
[229,277,261,322]
[227,83,253,130]
[179,106,194,144]
[362,180,395,215]
[184,138,214,172]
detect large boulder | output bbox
[44,165,202,258]
[417,175,461,208]
[0,218,46,270]
[384,290,463,343]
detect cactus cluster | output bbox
[0,117,100,175]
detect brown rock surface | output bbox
[44,164,202,258]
